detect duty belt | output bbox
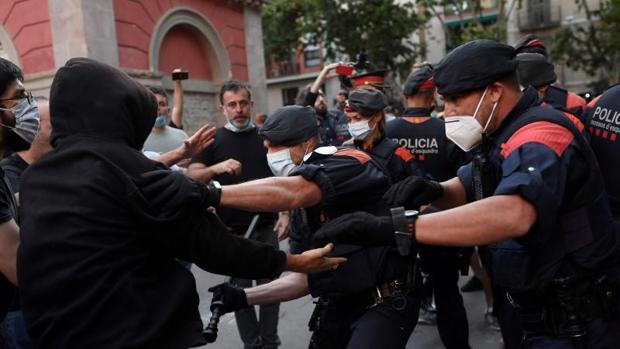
[509,274,619,337]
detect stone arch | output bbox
[0,25,20,67]
[150,6,231,83]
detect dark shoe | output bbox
[460,276,482,292]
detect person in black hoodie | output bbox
[16,58,344,348]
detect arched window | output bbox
[150,7,231,82]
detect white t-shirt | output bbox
[143,126,188,153]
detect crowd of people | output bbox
[0,32,617,349]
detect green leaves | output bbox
[551,0,620,86]
[262,0,426,78]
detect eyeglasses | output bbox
[0,89,33,105]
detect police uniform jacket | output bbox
[457,87,620,304]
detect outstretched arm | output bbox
[245,272,309,305]
[221,175,322,212]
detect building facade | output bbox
[0,0,269,134]
[414,0,600,94]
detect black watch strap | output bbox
[391,207,417,256]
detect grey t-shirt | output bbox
[143,126,189,153]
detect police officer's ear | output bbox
[488,82,504,104]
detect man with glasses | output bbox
[188,80,287,349]
[0,57,39,345]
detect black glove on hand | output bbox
[138,170,221,212]
[383,176,443,210]
[314,211,396,247]
[208,283,249,314]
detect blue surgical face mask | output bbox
[0,97,40,144]
[224,109,255,133]
[153,115,168,128]
[226,119,255,133]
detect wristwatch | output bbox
[390,207,419,256]
[210,180,222,204]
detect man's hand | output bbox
[208,283,249,314]
[383,176,444,210]
[210,159,242,176]
[314,212,396,247]
[285,243,347,273]
[178,124,216,159]
[274,212,290,241]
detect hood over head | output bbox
[49,58,157,150]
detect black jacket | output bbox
[17,58,286,348]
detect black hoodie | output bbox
[16,58,286,348]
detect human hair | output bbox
[296,86,310,105]
[0,58,24,97]
[148,86,168,101]
[219,80,252,104]
[499,72,521,92]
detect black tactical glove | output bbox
[138,170,221,212]
[208,283,250,314]
[383,176,443,210]
[314,211,396,247]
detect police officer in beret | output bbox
[315,39,620,349]
[387,64,472,349]
[344,88,424,182]
[514,35,587,118]
[208,104,422,349]
[516,52,586,129]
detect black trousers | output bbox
[308,294,420,349]
[420,246,471,349]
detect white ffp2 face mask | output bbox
[348,120,374,141]
[266,148,296,177]
[444,87,497,152]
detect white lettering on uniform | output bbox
[594,106,620,125]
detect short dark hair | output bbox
[0,58,24,97]
[148,86,168,100]
[219,80,252,104]
[499,72,521,92]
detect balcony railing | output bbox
[517,3,561,31]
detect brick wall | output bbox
[0,0,54,74]
[114,0,248,81]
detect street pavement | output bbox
[192,241,504,349]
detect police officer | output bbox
[386,64,471,349]
[344,88,423,182]
[209,105,421,349]
[514,34,587,118]
[316,39,620,349]
[515,52,586,130]
[583,85,620,224]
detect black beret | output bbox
[434,39,518,96]
[403,64,434,96]
[259,105,318,146]
[516,53,556,88]
[513,34,548,57]
[347,88,387,116]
